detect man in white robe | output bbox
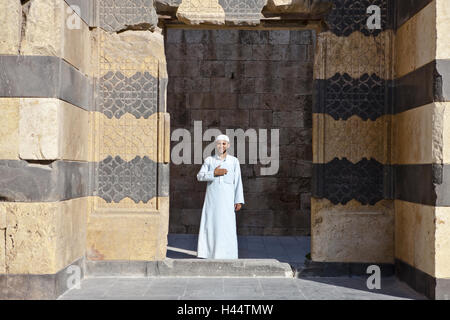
[196,134,245,259]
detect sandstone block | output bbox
[2,198,88,274]
[0,99,20,160]
[0,0,22,54]
[312,198,394,264]
[19,98,89,161]
[176,0,225,25]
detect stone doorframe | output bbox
[2,0,450,300]
[155,0,395,267]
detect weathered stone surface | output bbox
[313,74,391,121]
[311,198,394,263]
[0,56,93,111]
[435,206,450,278]
[395,0,450,75]
[325,0,392,37]
[218,0,268,25]
[85,260,147,277]
[313,114,390,164]
[437,0,450,60]
[0,0,21,54]
[0,228,5,273]
[65,0,95,26]
[155,0,182,13]
[392,103,450,165]
[1,198,87,274]
[98,0,158,32]
[315,31,393,80]
[147,258,293,277]
[86,199,169,261]
[395,1,436,79]
[0,160,90,202]
[21,0,91,75]
[395,200,436,278]
[265,0,332,15]
[94,156,157,203]
[0,99,20,160]
[21,0,64,57]
[19,99,89,161]
[176,0,226,25]
[63,2,91,76]
[92,112,158,162]
[0,257,85,299]
[395,60,450,114]
[93,29,164,79]
[313,159,388,205]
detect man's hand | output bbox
[214,165,228,177]
[235,203,242,212]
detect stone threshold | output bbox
[294,260,395,278]
[85,259,294,278]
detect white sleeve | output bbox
[233,158,245,204]
[197,157,215,182]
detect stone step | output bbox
[85,259,294,278]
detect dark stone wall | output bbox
[166,29,314,236]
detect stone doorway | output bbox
[165,27,314,260]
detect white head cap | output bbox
[215,134,230,143]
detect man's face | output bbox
[216,140,229,155]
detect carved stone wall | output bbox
[311,0,395,264]
[87,0,170,261]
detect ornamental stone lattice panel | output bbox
[98,0,158,32]
[92,2,167,213]
[99,71,158,119]
[325,0,392,36]
[218,0,267,22]
[314,73,391,121]
[87,1,169,262]
[313,0,394,205]
[94,31,161,209]
[311,0,395,264]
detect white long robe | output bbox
[196,154,245,259]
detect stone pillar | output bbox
[0,0,92,299]
[86,0,170,262]
[311,0,395,265]
[393,0,450,300]
[0,0,170,299]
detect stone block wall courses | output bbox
[167,28,314,236]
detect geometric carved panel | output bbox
[99,71,158,119]
[319,114,389,164]
[96,155,157,203]
[326,0,391,36]
[314,73,391,121]
[313,158,387,205]
[315,31,392,80]
[98,0,158,32]
[97,113,158,162]
[93,21,162,206]
[219,0,267,23]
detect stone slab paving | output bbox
[59,276,427,300]
[59,235,427,300]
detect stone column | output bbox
[393,0,450,300]
[311,0,395,266]
[0,0,92,299]
[86,0,170,262]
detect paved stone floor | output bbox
[59,276,426,300]
[59,235,427,300]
